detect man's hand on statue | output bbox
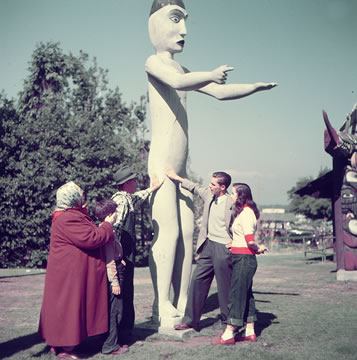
[225,241,232,249]
[212,65,234,84]
[105,212,117,225]
[150,173,164,192]
[112,285,121,295]
[166,165,178,181]
[166,165,184,183]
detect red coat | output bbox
[38,208,114,347]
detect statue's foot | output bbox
[159,301,179,318]
[177,310,185,317]
[176,297,188,316]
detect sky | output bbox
[1,0,357,205]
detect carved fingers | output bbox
[256,82,278,90]
[212,65,234,84]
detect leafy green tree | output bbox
[0,42,149,267]
[287,167,332,220]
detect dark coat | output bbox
[38,208,114,347]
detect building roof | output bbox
[295,171,333,199]
[260,212,296,222]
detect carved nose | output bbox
[180,22,187,36]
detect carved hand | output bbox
[211,65,234,84]
[256,82,278,91]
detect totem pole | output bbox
[323,103,357,280]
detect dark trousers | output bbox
[227,254,257,327]
[182,239,232,327]
[117,259,135,342]
[102,262,125,354]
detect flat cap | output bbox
[113,165,137,185]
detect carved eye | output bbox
[170,15,180,23]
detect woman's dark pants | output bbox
[227,254,257,327]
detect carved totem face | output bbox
[148,5,188,55]
[342,169,357,216]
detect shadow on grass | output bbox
[304,254,335,263]
[200,291,279,335]
[73,325,159,355]
[132,321,160,342]
[202,290,299,312]
[0,332,43,359]
[0,272,46,279]
[254,290,300,296]
[203,292,219,314]
[0,328,158,360]
[31,330,158,359]
[255,311,279,337]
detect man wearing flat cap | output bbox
[110,165,161,343]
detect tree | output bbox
[0,42,149,267]
[287,167,332,220]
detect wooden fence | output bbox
[260,233,335,262]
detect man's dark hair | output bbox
[212,172,231,189]
[94,199,117,222]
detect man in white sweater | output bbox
[167,167,233,330]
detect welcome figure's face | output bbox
[148,5,188,55]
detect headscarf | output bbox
[52,181,86,221]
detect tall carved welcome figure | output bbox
[146,0,277,325]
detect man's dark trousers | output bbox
[117,221,136,344]
[182,239,232,328]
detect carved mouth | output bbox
[177,40,185,47]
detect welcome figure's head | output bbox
[149,0,187,57]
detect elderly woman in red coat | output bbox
[38,181,117,359]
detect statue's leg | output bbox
[172,185,194,315]
[149,179,180,318]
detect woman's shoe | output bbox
[236,334,257,342]
[212,336,235,345]
[57,352,79,359]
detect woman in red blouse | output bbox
[213,183,267,345]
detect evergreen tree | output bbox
[287,167,332,220]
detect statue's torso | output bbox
[147,60,188,176]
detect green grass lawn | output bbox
[1,252,357,360]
